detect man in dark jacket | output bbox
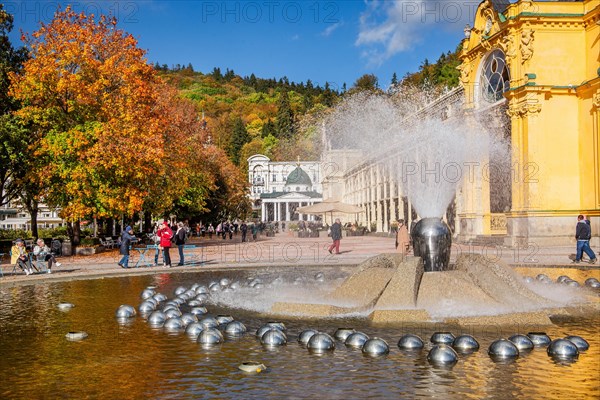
[328,218,343,255]
[240,221,248,242]
[119,226,136,268]
[574,214,596,263]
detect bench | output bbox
[182,245,204,266]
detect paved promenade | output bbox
[1,232,598,285]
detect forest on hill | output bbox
[154,44,461,171]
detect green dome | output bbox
[286,166,312,186]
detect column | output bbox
[261,202,266,222]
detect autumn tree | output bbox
[275,90,294,139]
[10,7,165,241]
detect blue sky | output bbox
[5,1,483,90]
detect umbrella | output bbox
[296,200,364,224]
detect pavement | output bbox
[1,232,598,286]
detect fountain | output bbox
[411,218,452,271]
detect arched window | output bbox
[480,49,510,104]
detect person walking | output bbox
[395,219,410,256]
[33,238,61,274]
[328,218,343,255]
[157,221,173,268]
[174,222,187,266]
[240,221,248,242]
[118,226,136,268]
[573,214,596,263]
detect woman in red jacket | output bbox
[157,221,173,268]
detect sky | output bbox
[4,0,486,90]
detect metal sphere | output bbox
[298,329,318,345]
[216,315,234,325]
[261,329,288,346]
[58,303,75,311]
[185,322,204,337]
[566,279,580,288]
[147,311,167,326]
[163,317,184,331]
[397,334,424,350]
[536,274,552,283]
[334,328,356,342]
[345,332,370,349]
[141,289,156,300]
[508,334,534,351]
[162,304,179,313]
[557,275,570,284]
[527,332,551,347]
[219,278,231,287]
[427,344,458,365]
[523,276,534,284]
[180,313,198,326]
[314,272,325,282]
[224,321,247,335]
[187,300,202,307]
[256,325,273,338]
[362,338,390,356]
[431,332,455,345]
[115,305,137,318]
[197,328,224,345]
[547,339,579,359]
[153,293,168,302]
[190,307,208,316]
[584,278,600,288]
[253,283,264,290]
[238,362,267,373]
[307,333,335,352]
[199,317,219,329]
[165,309,182,319]
[230,281,240,290]
[209,283,220,292]
[488,339,519,358]
[184,289,196,298]
[171,297,186,306]
[564,335,589,351]
[265,322,286,331]
[190,283,200,291]
[174,286,187,296]
[195,285,209,295]
[452,335,479,352]
[138,301,156,313]
[195,294,209,303]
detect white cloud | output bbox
[321,21,344,37]
[356,0,474,67]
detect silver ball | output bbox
[216,315,234,325]
[523,276,534,284]
[566,279,580,288]
[452,335,479,352]
[163,317,184,331]
[334,328,356,342]
[147,311,167,326]
[427,344,458,365]
[536,273,550,282]
[197,328,224,345]
[141,289,156,299]
[362,338,389,356]
[65,331,88,341]
[209,283,220,292]
[220,278,231,287]
[314,272,325,282]
[115,305,137,318]
[547,339,579,359]
[230,281,240,290]
[397,334,424,350]
[224,321,247,335]
[195,294,209,303]
[584,278,600,288]
[165,309,182,319]
[190,283,200,291]
[307,333,335,352]
[488,339,519,358]
[153,293,167,302]
[253,283,264,290]
[172,297,186,306]
[508,334,534,351]
[190,307,208,316]
[527,332,551,346]
[261,329,288,346]
[557,275,570,284]
[298,329,318,345]
[184,289,196,298]
[431,332,455,345]
[174,286,187,296]
[58,303,75,311]
[195,285,209,294]
[162,304,179,313]
[564,335,589,351]
[256,325,273,338]
[187,300,203,307]
[185,322,204,337]
[265,322,286,331]
[180,313,198,326]
[345,332,370,349]
[198,317,219,329]
[138,301,156,313]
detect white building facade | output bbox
[247,154,323,222]
[0,202,65,230]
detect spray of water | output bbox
[325,90,511,218]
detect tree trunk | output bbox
[93,217,98,237]
[28,202,39,239]
[73,220,81,246]
[144,211,152,233]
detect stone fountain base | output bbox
[270,253,600,326]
